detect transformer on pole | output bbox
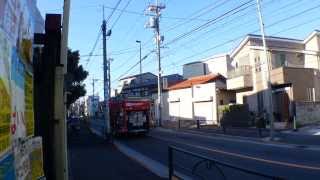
[145,1,165,127]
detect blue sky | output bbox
[37,0,320,98]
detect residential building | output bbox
[183,54,232,79]
[226,30,320,127]
[86,96,100,117]
[161,74,236,125]
[117,72,183,98]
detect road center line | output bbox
[151,135,320,171]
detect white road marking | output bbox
[113,140,191,179]
[150,134,320,171]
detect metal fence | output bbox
[168,146,284,180]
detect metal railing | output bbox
[227,65,252,79]
[168,146,284,180]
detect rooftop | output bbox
[119,72,157,80]
[168,73,225,90]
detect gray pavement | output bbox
[181,126,320,147]
[67,123,163,180]
[116,128,320,180]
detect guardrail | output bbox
[168,146,284,180]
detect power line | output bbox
[163,3,320,68]
[165,0,255,46]
[110,0,133,29]
[155,0,308,66]
[84,29,102,67]
[163,0,230,33]
[112,50,155,83]
[105,0,123,22]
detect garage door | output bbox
[194,101,216,125]
[169,102,180,121]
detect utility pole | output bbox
[146,0,165,126]
[54,0,71,179]
[102,6,112,136]
[256,0,274,140]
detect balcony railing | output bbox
[228,65,252,79]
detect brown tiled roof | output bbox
[167,74,225,90]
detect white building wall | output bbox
[168,88,193,120]
[205,55,232,78]
[163,82,222,124]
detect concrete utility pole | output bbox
[146,0,165,126]
[54,0,71,179]
[102,6,112,136]
[256,0,275,140]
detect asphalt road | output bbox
[116,128,320,180]
[67,123,163,180]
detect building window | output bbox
[275,53,286,68]
[307,87,315,102]
[220,100,223,105]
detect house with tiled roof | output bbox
[160,73,236,126]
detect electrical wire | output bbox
[110,0,133,29]
[84,29,102,67]
[105,0,123,23]
[165,0,255,46]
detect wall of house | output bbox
[305,35,320,69]
[205,55,231,78]
[193,82,218,123]
[183,62,206,79]
[168,88,193,120]
[163,82,228,125]
[296,101,320,125]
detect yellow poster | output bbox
[30,137,44,180]
[25,72,34,137]
[0,28,11,155]
[0,78,11,154]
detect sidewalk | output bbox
[68,123,163,180]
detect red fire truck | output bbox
[109,98,152,135]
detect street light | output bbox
[136,40,142,75]
[136,40,142,97]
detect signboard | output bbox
[0,153,16,180]
[13,137,44,180]
[0,28,12,155]
[24,72,34,137]
[0,0,45,179]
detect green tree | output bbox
[66,49,88,108]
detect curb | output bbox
[113,140,191,180]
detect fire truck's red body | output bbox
[109,98,152,135]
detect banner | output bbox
[24,72,33,137]
[11,49,26,140]
[13,137,44,180]
[0,153,16,180]
[0,28,12,155]
[29,137,44,180]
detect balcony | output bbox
[270,66,316,87]
[227,65,253,90]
